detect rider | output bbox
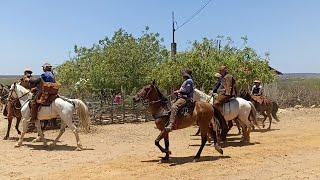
[20,68,33,89]
[213,65,237,110]
[165,69,194,132]
[28,63,56,122]
[251,80,264,96]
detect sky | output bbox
[0,0,319,74]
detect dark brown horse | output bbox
[133,81,224,162]
[0,84,22,140]
[240,90,279,129]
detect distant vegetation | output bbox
[265,77,320,108]
[56,27,276,98]
[0,75,19,85]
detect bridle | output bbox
[8,83,31,103]
[138,84,168,106]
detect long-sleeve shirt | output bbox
[251,85,263,96]
[179,78,194,99]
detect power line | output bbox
[175,0,213,31]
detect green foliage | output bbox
[56,29,276,97]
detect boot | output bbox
[30,102,38,122]
[165,106,178,132]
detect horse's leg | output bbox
[155,130,170,154]
[235,120,241,135]
[209,127,223,155]
[267,111,273,130]
[65,117,83,150]
[261,111,267,128]
[194,127,200,136]
[193,125,208,162]
[4,116,13,140]
[51,122,67,147]
[162,133,170,161]
[15,118,29,147]
[34,120,47,146]
[15,117,21,135]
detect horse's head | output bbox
[133,80,159,103]
[8,82,32,102]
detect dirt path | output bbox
[0,108,320,180]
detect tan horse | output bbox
[240,90,279,129]
[133,81,223,162]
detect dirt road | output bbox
[0,108,319,180]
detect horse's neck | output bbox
[16,85,32,105]
[148,101,168,116]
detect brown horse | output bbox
[133,81,223,162]
[240,90,279,129]
[0,84,22,140]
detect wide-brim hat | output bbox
[42,63,52,68]
[214,73,222,78]
[182,69,192,78]
[24,68,33,74]
[254,80,261,83]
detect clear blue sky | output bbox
[0,0,319,74]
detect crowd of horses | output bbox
[0,81,279,162]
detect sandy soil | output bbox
[0,108,319,180]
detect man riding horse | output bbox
[20,68,33,89]
[26,63,58,122]
[251,80,265,104]
[213,65,237,112]
[165,69,194,132]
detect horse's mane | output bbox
[154,85,168,102]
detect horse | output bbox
[193,89,260,144]
[133,81,224,162]
[240,90,279,130]
[0,83,23,140]
[9,83,90,150]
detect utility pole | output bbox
[171,11,177,57]
[216,39,221,54]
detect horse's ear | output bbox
[152,79,156,85]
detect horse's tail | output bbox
[72,99,90,132]
[249,102,261,129]
[271,101,280,122]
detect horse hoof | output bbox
[214,145,224,155]
[14,143,22,148]
[17,132,21,135]
[168,150,172,155]
[159,157,169,163]
[3,136,8,140]
[75,147,83,151]
[193,158,199,163]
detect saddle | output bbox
[251,95,269,105]
[152,100,196,119]
[177,100,196,117]
[37,82,60,106]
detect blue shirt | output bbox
[41,71,56,83]
[179,78,194,99]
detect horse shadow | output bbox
[9,137,48,142]
[142,155,231,166]
[223,141,260,147]
[24,143,95,151]
[252,128,280,133]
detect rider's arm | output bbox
[212,81,221,93]
[29,77,41,85]
[258,86,264,95]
